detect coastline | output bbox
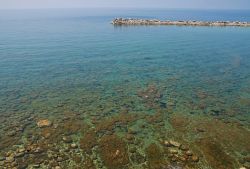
[112,18,250,27]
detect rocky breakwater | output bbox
[112,18,250,27]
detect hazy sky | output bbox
[0,0,250,9]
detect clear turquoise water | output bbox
[0,9,250,169]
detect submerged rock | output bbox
[169,148,178,154]
[15,152,25,158]
[70,143,78,149]
[169,140,181,147]
[191,155,199,162]
[62,136,73,143]
[5,156,15,163]
[33,164,40,168]
[164,140,171,147]
[37,119,52,128]
[185,150,193,156]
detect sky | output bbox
[0,0,250,9]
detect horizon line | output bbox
[0,7,250,10]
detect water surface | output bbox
[0,8,250,169]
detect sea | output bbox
[0,8,250,169]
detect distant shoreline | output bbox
[112,18,250,27]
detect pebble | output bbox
[62,136,73,143]
[169,149,178,154]
[64,147,70,152]
[34,147,43,153]
[18,148,26,153]
[37,119,52,128]
[70,143,78,149]
[5,151,13,157]
[192,155,199,162]
[5,156,15,163]
[33,164,40,168]
[180,156,187,162]
[57,157,64,162]
[185,150,193,156]
[55,166,61,169]
[16,127,24,132]
[164,140,171,147]
[54,124,59,129]
[180,144,189,151]
[44,132,51,139]
[11,161,18,167]
[169,140,181,147]
[15,152,25,158]
[47,153,54,160]
[0,157,5,161]
[168,154,174,158]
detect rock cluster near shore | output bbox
[112,18,250,27]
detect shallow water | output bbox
[0,8,250,169]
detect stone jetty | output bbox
[112,18,250,27]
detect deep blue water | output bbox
[0,8,250,169]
